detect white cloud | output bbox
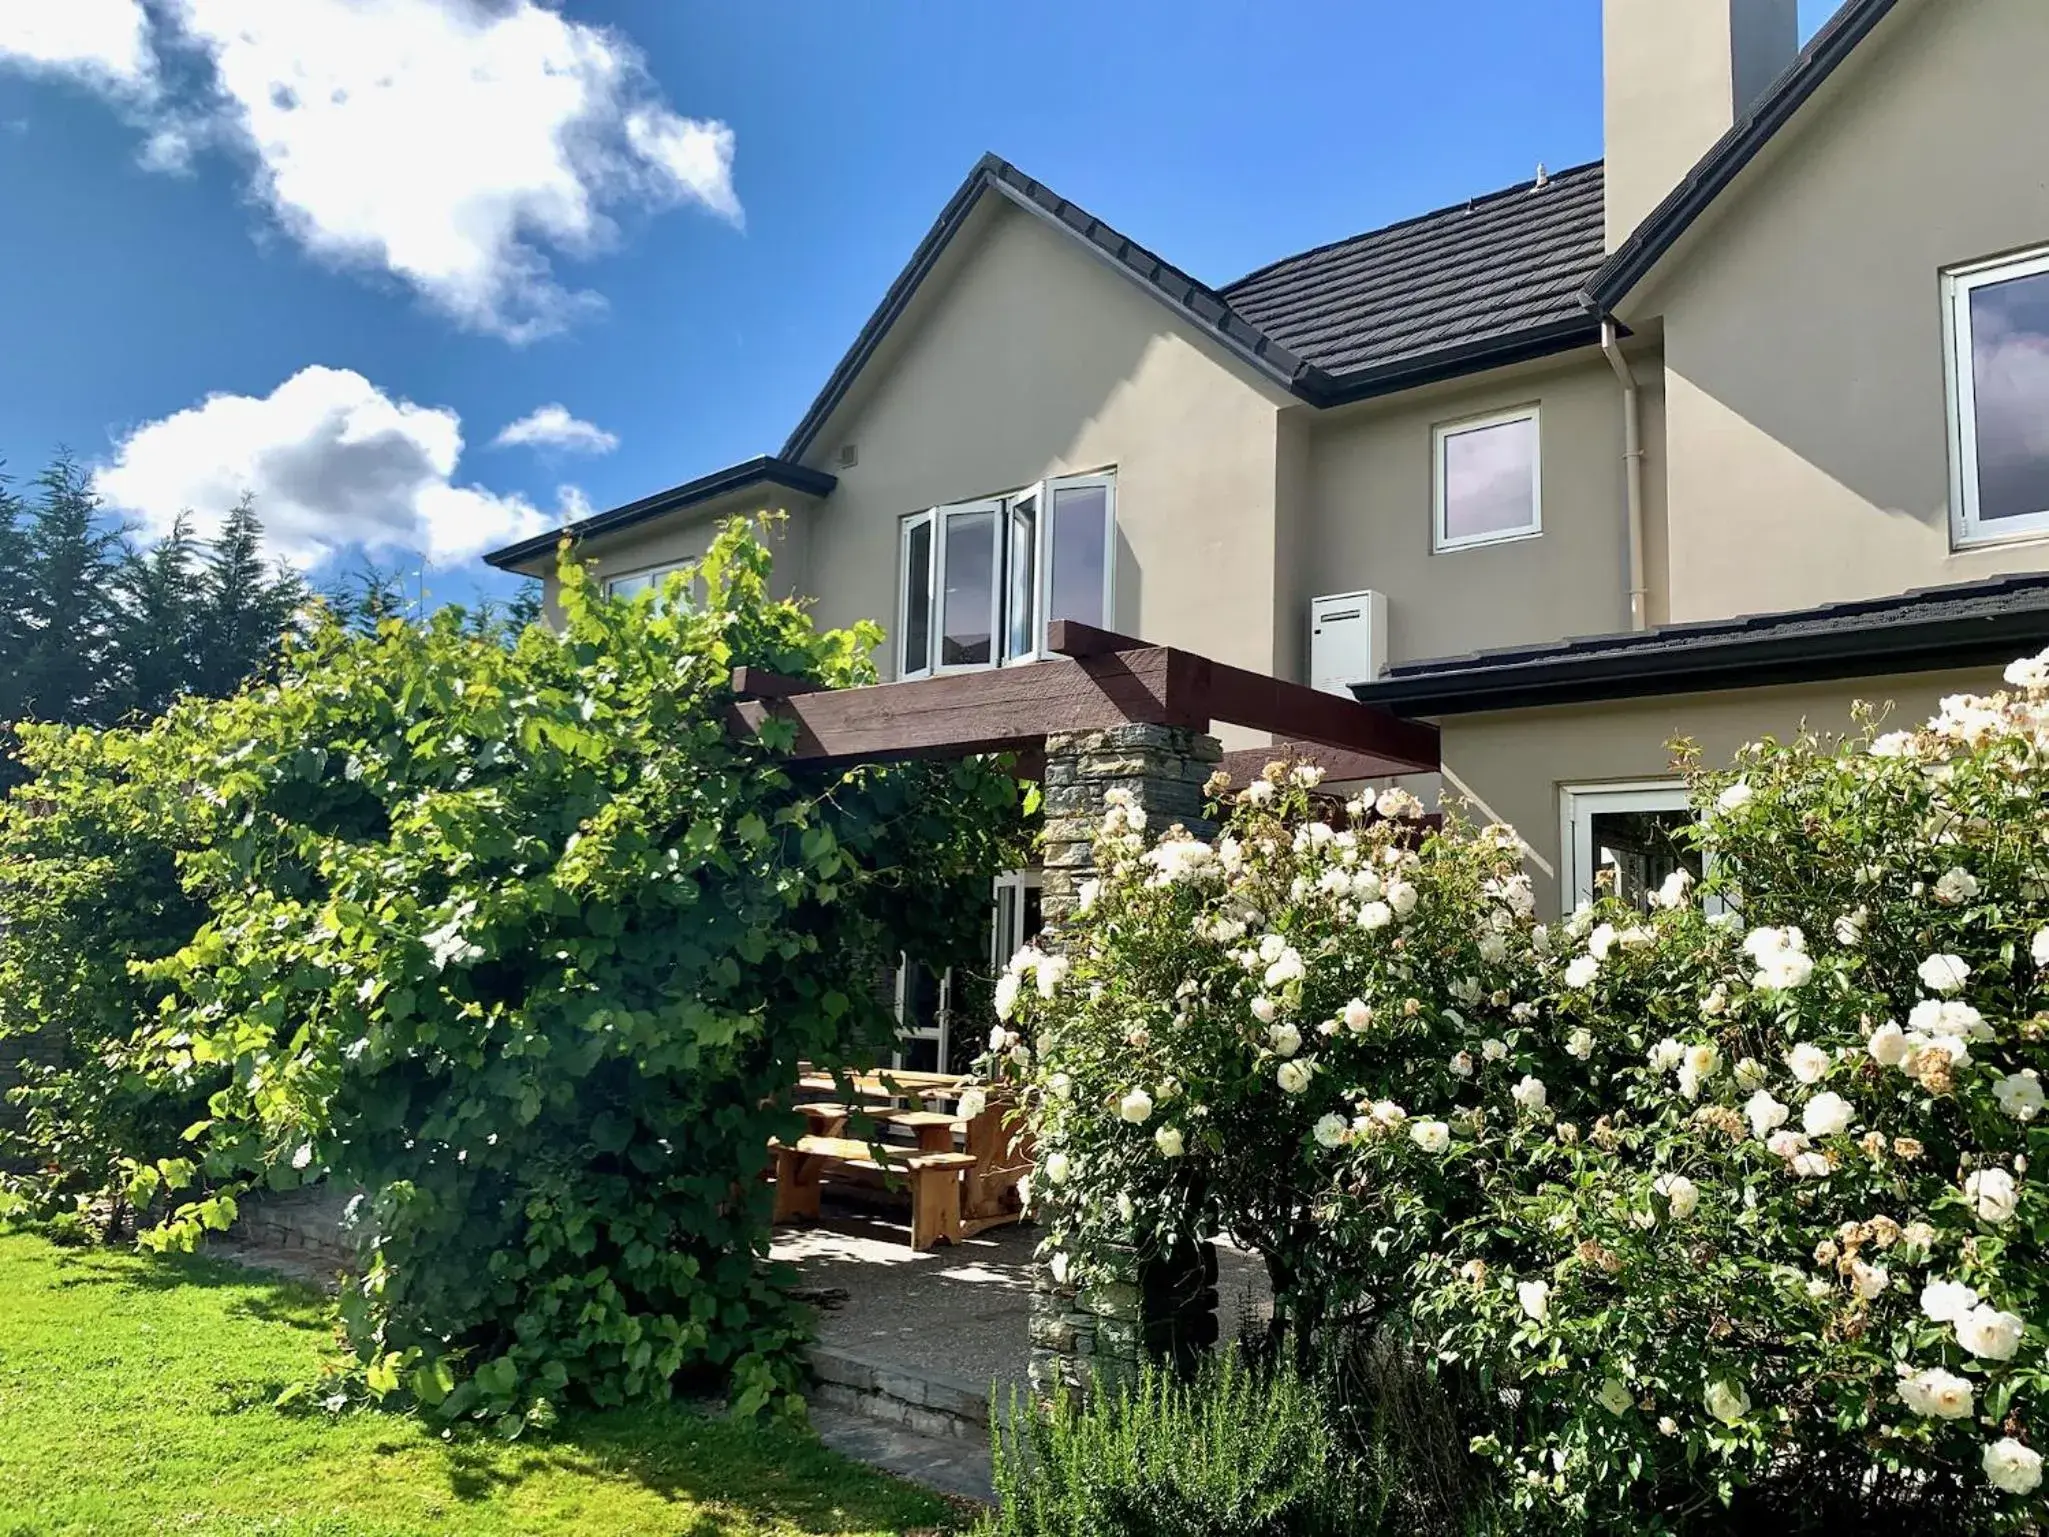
[0,0,740,340]
[94,365,555,569]
[494,404,619,456]
[0,0,154,90]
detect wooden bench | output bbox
[770,1134,977,1251]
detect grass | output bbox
[0,1231,956,1537]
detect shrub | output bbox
[4,518,1023,1427]
[986,1347,1363,1537]
[988,658,2049,1532]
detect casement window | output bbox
[898,472,1115,679]
[1433,407,1541,552]
[1945,247,2049,546]
[605,561,690,600]
[1559,780,1706,916]
[990,869,1044,969]
[891,959,952,1074]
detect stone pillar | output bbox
[1027,723,1224,1401]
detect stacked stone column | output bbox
[1027,723,1224,1400]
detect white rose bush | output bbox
[980,652,2049,1532]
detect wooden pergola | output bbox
[728,621,1439,781]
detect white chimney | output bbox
[1603,0,1798,250]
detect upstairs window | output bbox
[605,561,690,600]
[1946,248,2049,546]
[899,472,1115,678]
[1433,407,1541,552]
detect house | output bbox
[487,0,2049,948]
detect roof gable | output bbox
[1584,0,1904,311]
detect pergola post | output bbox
[1028,724,1222,1402]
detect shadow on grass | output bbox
[46,1243,334,1333]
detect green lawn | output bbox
[0,1231,956,1537]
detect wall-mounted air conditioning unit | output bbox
[1310,590,1387,697]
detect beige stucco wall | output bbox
[1438,664,2004,916]
[1298,347,1668,670]
[796,197,1294,692]
[1639,0,2049,624]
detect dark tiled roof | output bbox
[1221,162,1608,386]
[1354,571,2049,716]
[1585,0,1902,308]
[483,456,835,571]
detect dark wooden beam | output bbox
[1045,619,1151,659]
[728,646,1205,765]
[1183,655,1439,773]
[730,666,823,701]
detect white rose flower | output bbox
[1868,1022,1909,1068]
[1934,868,1980,906]
[1076,878,1100,913]
[1702,983,1731,1019]
[1597,1377,1635,1416]
[1251,995,1278,1025]
[1010,1043,1033,1069]
[1995,1072,2045,1122]
[1965,1167,2019,1225]
[1684,1042,1721,1081]
[1649,1038,1686,1073]
[1790,1150,1832,1178]
[1765,1128,1808,1160]
[1802,1092,1854,1138]
[2033,926,2049,970]
[1919,953,1971,995]
[1654,1172,1700,1220]
[1242,780,1275,805]
[1047,1072,1073,1101]
[1269,1023,1303,1058]
[1704,1380,1750,1425]
[1897,1367,1975,1420]
[1510,1075,1548,1113]
[1984,1438,2044,1496]
[1154,1125,1185,1158]
[1833,907,1868,947]
[1277,1060,1312,1095]
[1449,1051,1476,1078]
[1733,1055,1766,1089]
[1035,954,1071,999]
[1410,1119,1451,1153]
[1563,955,1600,989]
[2006,648,2049,692]
[1517,1279,1550,1322]
[1956,1303,2026,1361]
[1744,1090,1790,1139]
[1342,998,1373,1033]
[1358,901,1394,932]
[1477,931,1510,965]
[1043,1152,1072,1185]
[1566,1028,1595,1060]
[1921,1279,1980,1323]
[1585,923,1616,962]
[1291,763,1326,789]
[1119,1088,1155,1125]
[1386,880,1419,919]
[1370,1099,1407,1126]
[1850,1259,1889,1300]
[1652,868,1694,910]
[1716,781,1754,814]
[993,972,1022,1022]
[1786,1043,1830,1085]
[1313,1113,1349,1149]
[956,1088,988,1122]
[1264,948,1306,989]
[1482,1039,1508,1063]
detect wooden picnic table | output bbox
[785,1069,1032,1241]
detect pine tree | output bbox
[323,557,412,634]
[189,496,302,697]
[15,455,124,728]
[115,513,204,720]
[0,466,33,726]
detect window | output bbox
[898,473,1115,678]
[1433,407,1541,552]
[605,561,690,600]
[891,960,951,1073]
[1559,780,1704,915]
[1946,248,2049,546]
[990,869,1044,969]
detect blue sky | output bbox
[0,0,1838,609]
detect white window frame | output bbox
[1432,405,1543,554]
[891,957,953,1075]
[1558,778,1692,916]
[1944,245,2049,548]
[990,868,1044,968]
[1035,472,1118,657]
[603,560,691,599]
[932,499,1005,675]
[897,472,1117,674]
[897,510,935,681]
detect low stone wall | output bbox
[234,1183,367,1272]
